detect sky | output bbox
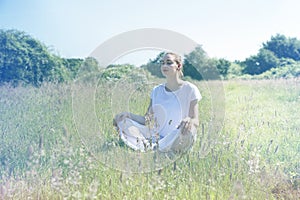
[1,0,299,66]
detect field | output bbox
[0,77,299,199]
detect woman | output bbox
[114,52,202,152]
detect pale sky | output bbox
[1,0,299,66]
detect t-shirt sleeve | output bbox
[150,86,156,100]
[190,83,202,102]
[150,85,160,104]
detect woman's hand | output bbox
[179,117,198,135]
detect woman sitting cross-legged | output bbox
[113,52,202,153]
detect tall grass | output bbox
[0,78,299,199]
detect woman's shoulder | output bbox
[151,83,165,94]
[153,83,165,90]
[182,81,202,100]
[182,81,199,91]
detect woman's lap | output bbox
[117,118,196,153]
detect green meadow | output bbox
[0,77,299,199]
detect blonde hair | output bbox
[164,52,184,77]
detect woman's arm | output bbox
[128,112,146,125]
[113,100,152,126]
[188,99,199,127]
[180,99,199,134]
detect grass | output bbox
[0,77,299,199]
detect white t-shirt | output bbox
[150,81,202,137]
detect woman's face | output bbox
[160,54,179,77]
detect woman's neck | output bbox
[165,76,184,91]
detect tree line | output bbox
[0,29,86,86]
[0,29,299,86]
[142,34,300,80]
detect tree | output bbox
[227,62,243,78]
[263,34,300,61]
[0,29,69,86]
[242,49,279,75]
[184,45,223,80]
[141,52,164,78]
[209,58,231,78]
[62,58,83,79]
[183,45,208,80]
